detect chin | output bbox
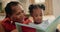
[34,22,42,24]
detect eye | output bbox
[21,10,24,13]
[35,15,38,17]
[40,15,42,16]
[16,12,20,15]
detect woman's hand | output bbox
[11,29,18,32]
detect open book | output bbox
[15,16,60,32]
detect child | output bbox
[29,4,49,30]
[2,1,31,32]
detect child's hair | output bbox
[5,1,21,17]
[29,4,45,14]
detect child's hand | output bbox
[57,24,60,31]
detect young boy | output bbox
[29,4,49,30]
[2,1,31,32]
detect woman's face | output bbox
[10,4,26,23]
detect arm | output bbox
[11,29,18,32]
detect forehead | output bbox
[11,4,23,10]
[33,8,42,14]
[10,4,24,14]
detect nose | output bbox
[37,16,42,20]
[20,13,25,18]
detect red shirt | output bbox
[2,18,31,32]
[21,26,36,32]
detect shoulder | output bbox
[1,18,11,26]
[1,18,16,31]
[2,18,10,22]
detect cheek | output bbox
[39,17,42,20]
[12,16,18,20]
[11,16,21,22]
[11,15,19,20]
[15,15,25,20]
[15,16,22,20]
[33,17,37,21]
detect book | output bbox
[15,16,60,32]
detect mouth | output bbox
[34,21,42,24]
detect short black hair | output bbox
[29,4,45,14]
[5,1,20,17]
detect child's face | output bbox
[32,8,42,24]
[10,4,25,23]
